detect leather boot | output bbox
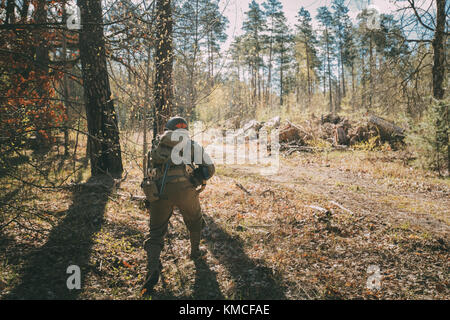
[189,231,206,259]
[141,260,163,295]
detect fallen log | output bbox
[320,122,336,140]
[351,122,384,145]
[334,126,349,146]
[278,121,313,144]
[279,125,302,143]
[368,115,405,142]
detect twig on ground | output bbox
[235,182,251,195]
[260,189,275,197]
[130,194,146,202]
[247,225,272,229]
[329,201,354,215]
[305,205,329,213]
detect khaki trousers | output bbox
[144,179,203,272]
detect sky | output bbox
[218,0,399,52]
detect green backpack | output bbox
[144,131,181,203]
[149,130,186,167]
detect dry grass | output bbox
[0,139,448,300]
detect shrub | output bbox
[407,99,449,176]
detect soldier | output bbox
[141,116,215,294]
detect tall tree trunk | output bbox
[257,65,261,103]
[62,2,70,156]
[267,26,273,105]
[336,77,341,112]
[306,44,311,105]
[186,0,199,119]
[210,35,215,87]
[143,45,151,176]
[20,0,30,21]
[323,55,326,96]
[432,0,446,100]
[361,49,366,109]
[34,0,50,147]
[369,33,373,109]
[252,62,257,107]
[78,0,123,176]
[296,62,300,106]
[280,53,284,106]
[6,0,16,24]
[153,0,174,135]
[325,27,333,114]
[340,47,346,97]
[351,60,355,110]
[432,0,448,174]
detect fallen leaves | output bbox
[1,142,449,300]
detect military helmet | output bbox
[165,116,188,131]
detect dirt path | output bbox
[228,154,450,237]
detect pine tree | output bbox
[295,7,319,106]
[174,0,228,118]
[262,0,284,105]
[273,12,293,107]
[78,0,124,176]
[317,6,335,114]
[199,0,229,86]
[331,0,352,103]
[242,0,266,109]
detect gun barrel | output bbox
[159,162,170,196]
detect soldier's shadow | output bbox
[152,259,224,300]
[5,175,116,300]
[202,215,286,300]
[192,258,224,299]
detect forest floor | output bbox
[0,140,449,300]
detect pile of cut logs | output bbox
[277,114,405,152]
